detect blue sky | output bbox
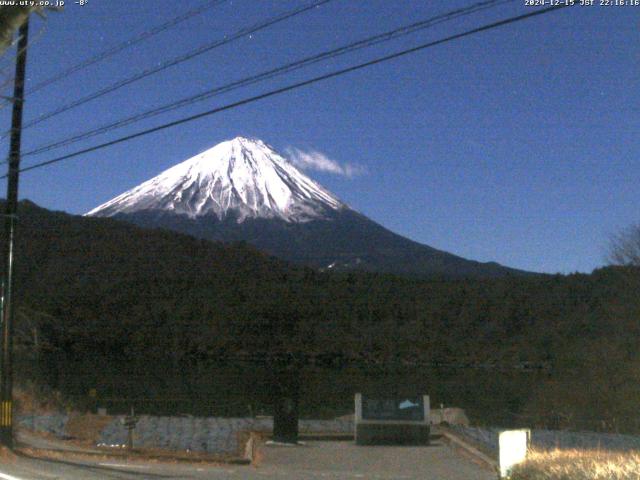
[0,0,637,274]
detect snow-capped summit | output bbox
[87,136,346,222]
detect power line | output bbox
[6,0,334,137]
[22,0,514,158]
[23,0,510,156]
[5,5,569,179]
[24,0,227,97]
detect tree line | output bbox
[6,201,640,432]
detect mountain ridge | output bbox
[89,136,532,278]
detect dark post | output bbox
[0,18,29,448]
[272,366,300,444]
[124,407,138,450]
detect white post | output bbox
[499,429,530,478]
[354,393,362,443]
[423,395,430,424]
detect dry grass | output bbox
[509,449,640,480]
[14,382,71,414]
[0,445,16,462]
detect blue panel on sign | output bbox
[362,396,424,421]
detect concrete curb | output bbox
[259,433,354,442]
[438,426,499,473]
[15,445,249,465]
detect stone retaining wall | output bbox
[18,414,69,437]
[18,414,353,454]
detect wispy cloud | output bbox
[285,147,366,178]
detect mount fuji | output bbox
[87,136,526,278]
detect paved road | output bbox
[256,438,496,479]
[0,437,495,479]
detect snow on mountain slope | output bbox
[87,137,346,222]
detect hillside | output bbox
[117,207,528,278]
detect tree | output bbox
[0,7,31,55]
[608,224,640,266]
[0,6,61,57]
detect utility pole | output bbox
[0,18,29,448]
